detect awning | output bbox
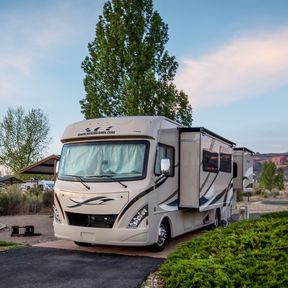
[19,154,60,176]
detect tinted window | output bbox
[203,150,218,173]
[220,153,232,173]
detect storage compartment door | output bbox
[179,132,200,208]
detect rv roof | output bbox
[178,127,235,147]
[234,147,255,155]
[61,116,182,143]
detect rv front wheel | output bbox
[74,241,92,247]
[150,220,169,252]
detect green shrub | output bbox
[27,193,42,213]
[0,185,53,215]
[261,191,269,198]
[253,184,263,195]
[0,192,9,215]
[6,186,26,215]
[42,190,54,208]
[160,211,288,287]
[236,190,243,202]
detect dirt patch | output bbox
[0,214,56,245]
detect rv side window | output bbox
[155,144,174,176]
[220,153,232,173]
[203,150,218,173]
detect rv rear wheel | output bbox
[150,219,169,252]
[74,241,92,247]
[214,209,221,228]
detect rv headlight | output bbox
[128,205,148,229]
[53,205,61,223]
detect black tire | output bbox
[74,241,92,247]
[150,219,169,252]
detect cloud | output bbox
[0,1,96,102]
[175,28,288,108]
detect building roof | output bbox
[19,154,60,175]
[0,175,24,184]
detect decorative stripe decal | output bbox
[67,196,115,208]
[200,174,210,192]
[201,172,219,197]
[209,189,227,205]
[117,176,168,222]
[155,175,166,184]
[166,199,178,207]
[159,190,178,205]
[199,196,209,206]
[223,178,233,206]
[200,178,233,208]
[55,193,65,219]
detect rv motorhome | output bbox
[54,116,237,251]
[233,147,255,194]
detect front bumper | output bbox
[53,221,149,246]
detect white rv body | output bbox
[53,116,236,249]
[233,147,255,193]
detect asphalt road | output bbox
[0,247,163,288]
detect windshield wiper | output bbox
[86,175,127,188]
[65,175,90,190]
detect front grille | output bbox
[66,212,117,228]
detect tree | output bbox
[259,161,284,191]
[275,167,285,190]
[80,0,192,126]
[0,107,52,173]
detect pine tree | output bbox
[259,161,284,191]
[80,0,192,126]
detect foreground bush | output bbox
[160,211,288,287]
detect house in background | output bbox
[270,156,288,167]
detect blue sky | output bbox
[0,0,287,155]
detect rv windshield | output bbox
[58,141,149,182]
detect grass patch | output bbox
[160,211,288,287]
[0,240,23,252]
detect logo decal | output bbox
[78,126,115,136]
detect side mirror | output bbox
[160,158,171,175]
[55,160,59,181]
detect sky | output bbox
[0,0,287,156]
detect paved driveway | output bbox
[0,247,163,288]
